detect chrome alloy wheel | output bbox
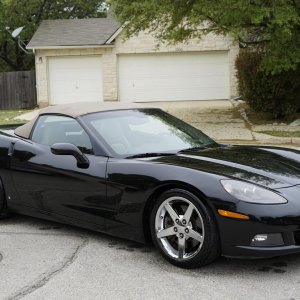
[155,196,205,260]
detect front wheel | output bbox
[150,189,220,268]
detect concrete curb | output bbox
[230,100,300,146]
[217,139,300,147]
[252,132,293,144]
[251,132,300,145]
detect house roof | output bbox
[14,102,156,139]
[27,17,121,49]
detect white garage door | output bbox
[118,52,229,102]
[48,56,103,105]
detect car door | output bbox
[9,114,109,228]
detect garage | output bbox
[28,18,238,106]
[118,52,230,102]
[48,56,103,105]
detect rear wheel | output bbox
[150,189,220,268]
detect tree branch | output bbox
[0,41,18,70]
[0,53,18,70]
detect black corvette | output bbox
[0,102,300,268]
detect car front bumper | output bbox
[214,185,300,258]
[219,217,300,258]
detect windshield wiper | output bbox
[178,146,208,153]
[125,152,175,159]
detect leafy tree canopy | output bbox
[111,0,300,74]
[0,0,106,72]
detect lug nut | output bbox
[179,233,184,239]
[185,228,189,233]
[174,227,178,232]
[182,219,187,225]
[175,219,179,224]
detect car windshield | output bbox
[82,109,216,157]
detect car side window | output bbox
[31,115,93,154]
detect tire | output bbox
[150,189,220,268]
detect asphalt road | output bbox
[0,215,299,300]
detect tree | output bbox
[0,0,106,72]
[236,50,300,118]
[110,0,300,74]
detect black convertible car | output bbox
[0,102,300,268]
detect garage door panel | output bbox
[48,56,103,105]
[51,90,101,101]
[129,75,229,86]
[120,79,229,93]
[122,88,227,102]
[119,52,230,102]
[51,72,101,82]
[49,57,101,69]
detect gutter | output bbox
[26,44,115,50]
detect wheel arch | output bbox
[142,181,216,243]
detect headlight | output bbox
[220,180,287,204]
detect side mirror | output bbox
[51,143,89,169]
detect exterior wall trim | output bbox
[105,25,125,44]
[27,45,114,50]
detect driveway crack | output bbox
[3,234,89,300]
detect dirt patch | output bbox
[233,102,300,126]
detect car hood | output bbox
[149,145,300,189]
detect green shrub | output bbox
[235,50,300,118]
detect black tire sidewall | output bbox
[150,188,220,268]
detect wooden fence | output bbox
[0,70,37,109]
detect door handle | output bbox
[8,142,15,157]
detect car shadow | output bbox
[1,215,300,277]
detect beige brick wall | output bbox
[34,30,239,107]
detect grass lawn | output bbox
[258,130,300,137]
[0,110,31,126]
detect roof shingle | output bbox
[27,17,121,49]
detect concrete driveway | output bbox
[1,215,300,300]
[15,100,254,143]
[17,100,300,146]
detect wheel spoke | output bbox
[157,226,176,238]
[187,229,203,243]
[183,203,194,224]
[155,196,206,261]
[164,202,179,223]
[178,237,186,259]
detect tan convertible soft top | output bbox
[14,102,153,139]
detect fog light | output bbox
[252,234,268,242]
[251,233,284,247]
